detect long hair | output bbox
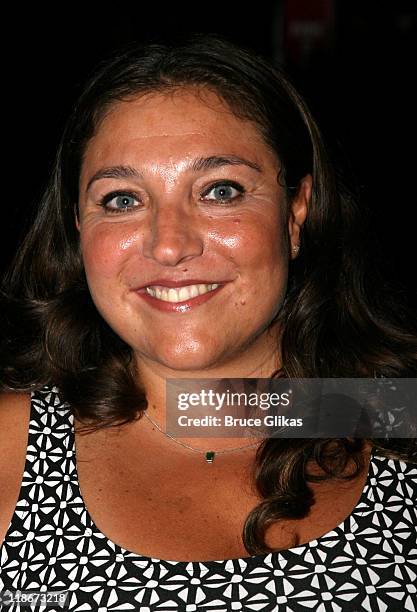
[1,33,416,555]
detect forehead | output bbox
[81,88,279,174]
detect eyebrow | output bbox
[85,155,263,193]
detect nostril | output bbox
[142,226,204,266]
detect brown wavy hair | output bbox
[1,33,416,555]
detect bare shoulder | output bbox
[0,392,31,546]
[0,391,31,438]
[0,390,31,409]
[0,391,31,471]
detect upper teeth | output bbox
[146,283,219,303]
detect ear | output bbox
[74,204,80,231]
[288,174,312,259]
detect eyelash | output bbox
[98,180,246,214]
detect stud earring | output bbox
[292,244,300,254]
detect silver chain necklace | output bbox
[143,410,260,463]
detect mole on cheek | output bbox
[233,218,241,223]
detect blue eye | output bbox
[99,191,141,213]
[202,181,245,204]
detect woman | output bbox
[0,33,416,611]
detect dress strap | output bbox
[0,385,79,552]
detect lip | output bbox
[133,282,226,313]
[134,279,225,290]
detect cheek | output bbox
[80,224,139,283]
[218,214,288,315]
[210,213,285,270]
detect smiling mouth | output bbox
[145,283,220,303]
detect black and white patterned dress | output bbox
[0,385,416,611]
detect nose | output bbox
[142,204,204,266]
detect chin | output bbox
[145,341,225,373]
[156,353,217,373]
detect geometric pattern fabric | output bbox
[1,386,416,611]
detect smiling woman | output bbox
[0,33,416,611]
[76,88,306,373]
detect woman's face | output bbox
[77,88,310,375]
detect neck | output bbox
[133,324,281,453]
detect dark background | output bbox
[2,0,416,307]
